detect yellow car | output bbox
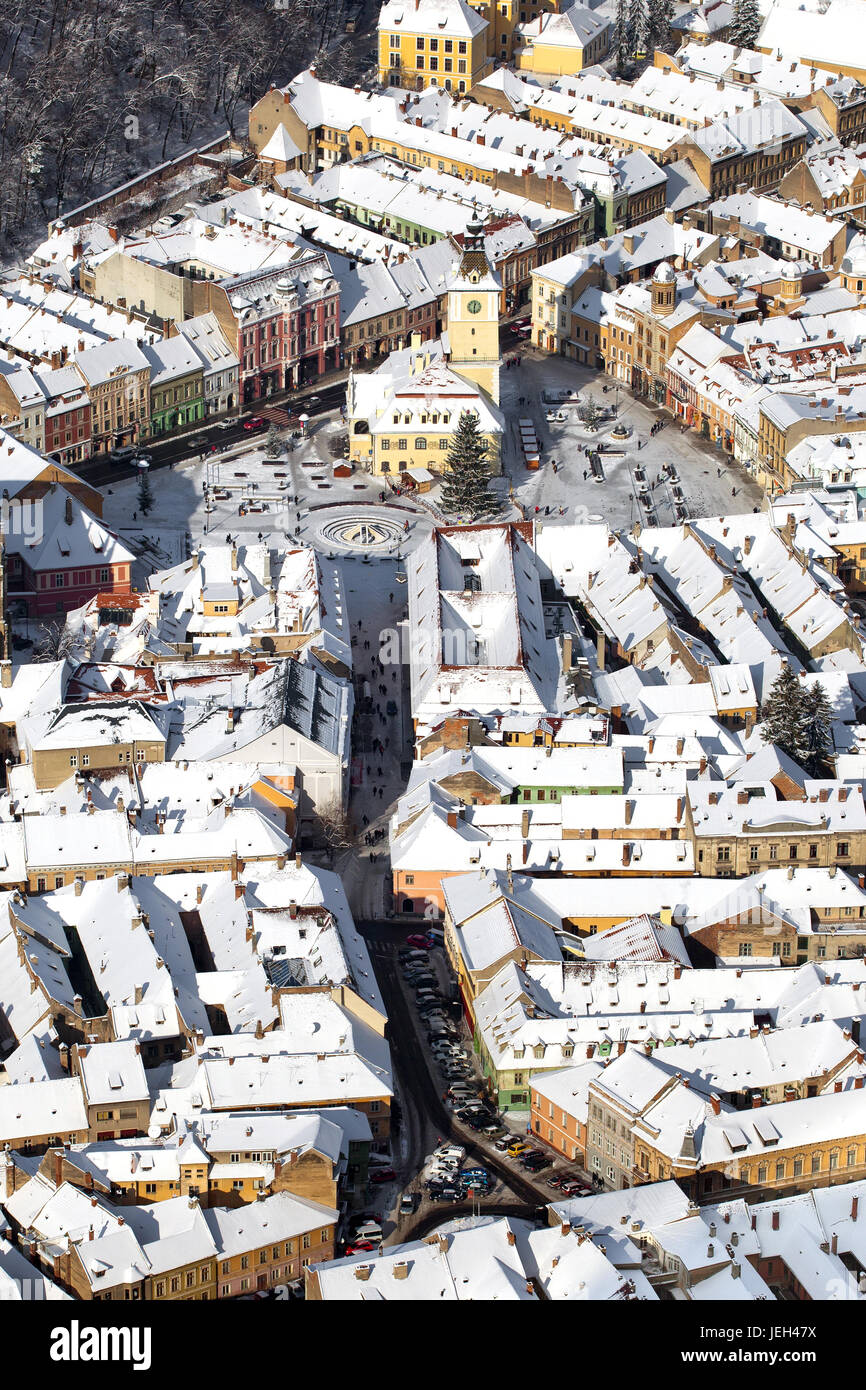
[507,1141,530,1158]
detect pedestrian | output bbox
[377,766,383,778]
[732,486,737,496]
[389,592,394,602]
[583,470,587,481]
[133,512,137,521]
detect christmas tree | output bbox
[137,467,154,517]
[729,0,762,48]
[264,425,283,459]
[439,410,498,520]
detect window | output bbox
[793,1156,803,1177]
[749,844,759,861]
[837,842,850,858]
[811,1152,822,1174]
[738,942,752,957]
[847,1146,857,1167]
[775,1160,785,1181]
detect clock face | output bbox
[467,298,482,314]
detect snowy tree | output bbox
[759,665,810,763]
[578,394,602,430]
[729,0,762,49]
[264,425,283,459]
[440,411,498,520]
[802,681,833,773]
[33,619,73,663]
[137,467,154,517]
[628,0,648,53]
[612,0,631,74]
[317,798,356,862]
[645,0,674,50]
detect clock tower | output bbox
[446,211,501,405]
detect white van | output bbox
[434,1144,465,1162]
[111,444,136,464]
[353,1222,383,1242]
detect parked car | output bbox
[494,1137,514,1152]
[370,1168,396,1184]
[344,1240,375,1255]
[434,1187,464,1203]
[399,1193,419,1215]
[559,1180,592,1197]
[405,934,430,949]
[507,1141,530,1158]
[522,1154,552,1172]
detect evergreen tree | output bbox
[264,424,283,458]
[645,0,674,50]
[759,664,810,764]
[612,0,630,74]
[137,467,154,517]
[802,681,833,773]
[440,410,498,521]
[729,0,762,49]
[628,0,647,53]
[578,394,602,430]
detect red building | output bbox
[226,253,341,404]
[4,486,133,620]
[38,364,92,466]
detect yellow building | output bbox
[378,0,492,93]
[348,215,504,476]
[514,4,610,76]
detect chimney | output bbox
[521,809,530,838]
[625,799,634,825]
[392,1261,410,1280]
[506,1230,516,1246]
[771,1210,779,1231]
[852,1195,859,1222]
[64,495,73,526]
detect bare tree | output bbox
[32,618,73,662]
[316,798,356,862]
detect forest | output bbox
[0,0,364,254]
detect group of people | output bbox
[650,420,666,437]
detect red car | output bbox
[370,1168,396,1183]
[243,417,265,431]
[344,1240,375,1255]
[405,934,430,950]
